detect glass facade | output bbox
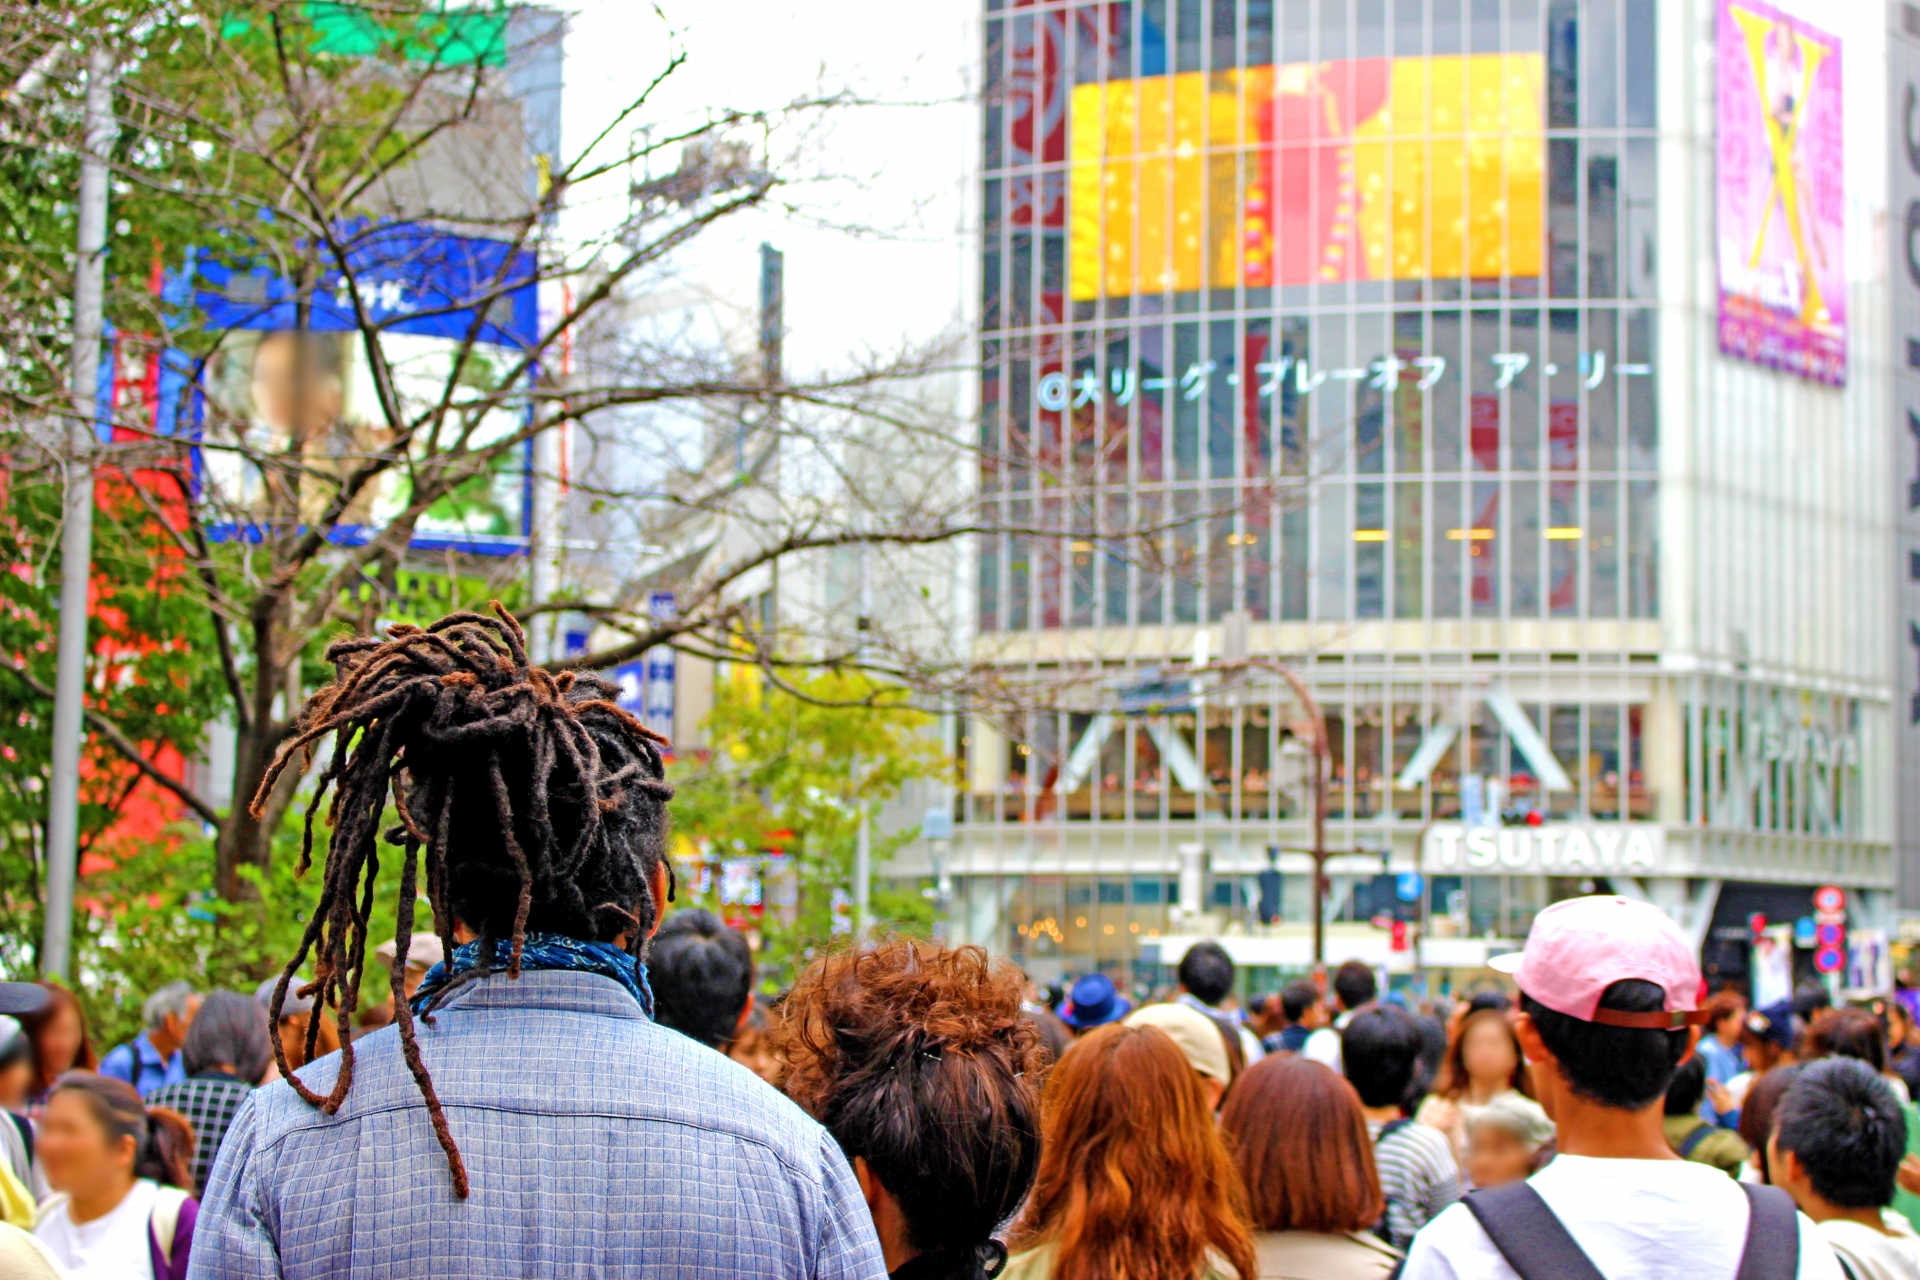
[952,0,1886,985]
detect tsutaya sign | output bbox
[1421,822,1664,876]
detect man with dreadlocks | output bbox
[189,610,887,1279]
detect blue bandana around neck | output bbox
[409,931,655,1019]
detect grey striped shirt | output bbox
[1369,1117,1463,1251]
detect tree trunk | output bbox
[214,716,298,901]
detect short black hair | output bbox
[1178,941,1235,1006]
[1792,981,1832,1024]
[1342,1005,1423,1109]
[1664,1052,1706,1116]
[1280,980,1321,1024]
[1333,960,1377,1012]
[1775,1057,1907,1209]
[649,910,754,1050]
[1523,979,1690,1111]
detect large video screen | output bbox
[1715,0,1845,385]
[1070,54,1545,297]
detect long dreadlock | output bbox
[252,605,673,1197]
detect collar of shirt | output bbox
[414,964,653,1023]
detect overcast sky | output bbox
[558,0,979,379]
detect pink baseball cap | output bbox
[1489,895,1711,1029]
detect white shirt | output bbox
[1820,1213,1920,1280]
[1303,1026,1342,1073]
[35,1177,159,1280]
[1400,1155,1843,1280]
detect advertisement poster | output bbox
[1715,0,1846,385]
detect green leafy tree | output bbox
[669,669,945,989]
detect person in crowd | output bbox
[1177,940,1263,1071]
[191,612,884,1278]
[357,934,449,1030]
[33,1072,197,1280]
[100,982,199,1098]
[1219,1055,1402,1278]
[1794,982,1834,1038]
[1886,999,1920,1099]
[1727,998,1798,1117]
[1806,1007,1912,1104]
[649,908,756,1052]
[1246,993,1286,1046]
[1739,1064,1804,1185]
[1269,981,1326,1056]
[778,939,1042,1280]
[1057,972,1130,1036]
[1401,896,1839,1280]
[1004,1022,1256,1280]
[1770,1057,1920,1279]
[1406,1011,1449,1118]
[727,995,784,1085]
[251,975,341,1076]
[1695,991,1748,1127]
[1125,1002,1235,1110]
[0,983,50,1206]
[1661,1054,1750,1177]
[20,983,95,1112]
[1414,1001,1544,1162]
[1023,1006,1074,1071]
[1304,960,1378,1073]
[1340,1005,1460,1250]
[1464,1093,1556,1190]
[146,990,274,1197]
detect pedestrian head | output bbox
[726,995,781,1084]
[183,990,274,1084]
[1770,1058,1906,1214]
[1664,1052,1709,1116]
[1704,990,1746,1041]
[143,981,199,1041]
[20,982,94,1095]
[649,909,754,1051]
[1803,1007,1888,1073]
[1124,1003,1234,1110]
[1177,941,1235,1007]
[1011,1022,1255,1280]
[39,1072,193,1202]
[1434,1005,1533,1102]
[1023,1006,1074,1071]
[1059,971,1130,1033]
[778,939,1041,1276]
[251,608,673,1196]
[1342,1004,1424,1111]
[1332,960,1377,1013]
[372,933,448,1002]
[1743,999,1797,1074]
[1739,1064,1802,1183]
[254,975,341,1072]
[1220,1056,1384,1234]
[1279,979,1324,1029]
[1791,980,1832,1025]
[1495,897,1706,1113]
[0,1017,32,1112]
[1466,1092,1556,1189]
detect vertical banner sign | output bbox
[1716,0,1846,385]
[1892,3,1920,914]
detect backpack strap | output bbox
[1677,1123,1715,1159]
[1460,1183,1607,1280]
[149,1184,189,1268]
[1196,1007,1247,1084]
[1733,1184,1799,1280]
[7,1112,32,1168]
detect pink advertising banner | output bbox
[1716,0,1846,386]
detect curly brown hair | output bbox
[777,938,1043,1261]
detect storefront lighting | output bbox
[1546,526,1584,539]
[1353,529,1389,542]
[1446,528,1496,540]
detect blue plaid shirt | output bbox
[187,969,886,1280]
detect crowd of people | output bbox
[0,612,1915,1280]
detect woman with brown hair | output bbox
[779,938,1042,1280]
[1005,1022,1257,1280]
[19,983,95,1113]
[1412,1003,1546,1168]
[1220,1056,1401,1279]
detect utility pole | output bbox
[42,48,116,980]
[852,528,872,937]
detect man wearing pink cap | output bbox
[1401,895,1842,1280]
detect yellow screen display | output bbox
[1069,54,1545,298]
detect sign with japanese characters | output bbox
[1033,349,1648,411]
[1716,0,1846,385]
